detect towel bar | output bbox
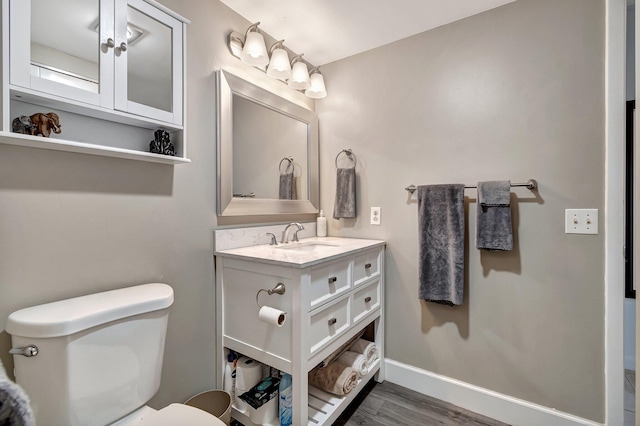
[404,179,537,194]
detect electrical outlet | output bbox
[565,209,598,234]
[370,207,381,225]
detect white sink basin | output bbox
[276,241,340,252]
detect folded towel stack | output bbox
[336,351,368,378]
[0,359,35,426]
[308,362,358,396]
[349,338,379,368]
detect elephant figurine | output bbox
[29,112,61,138]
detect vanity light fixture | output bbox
[227,24,328,97]
[240,22,269,67]
[305,68,327,99]
[266,40,292,80]
[288,55,310,90]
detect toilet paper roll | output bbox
[258,306,286,327]
[236,357,263,390]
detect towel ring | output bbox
[335,149,357,168]
[279,157,294,174]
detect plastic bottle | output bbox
[316,210,327,237]
[223,351,237,402]
[279,372,292,426]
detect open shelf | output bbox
[0,131,190,165]
[307,359,380,426]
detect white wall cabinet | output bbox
[1,0,189,164]
[215,242,385,426]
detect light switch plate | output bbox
[565,209,598,234]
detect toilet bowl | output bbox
[6,283,225,426]
[111,404,225,426]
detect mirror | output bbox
[216,70,319,216]
[29,0,174,112]
[30,0,100,92]
[126,4,173,112]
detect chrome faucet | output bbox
[281,222,304,243]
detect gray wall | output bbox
[0,0,312,410]
[0,0,609,422]
[317,0,605,422]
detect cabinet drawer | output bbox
[353,249,381,287]
[352,280,381,324]
[309,296,350,356]
[309,259,351,310]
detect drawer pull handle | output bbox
[365,263,372,269]
[364,296,372,303]
[328,277,337,284]
[328,318,337,326]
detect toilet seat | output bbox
[145,403,226,425]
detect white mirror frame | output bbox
[216,69,319,216]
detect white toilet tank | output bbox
[6,283,174,426]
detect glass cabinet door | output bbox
[113,0,183,125]
[9,0,114,108]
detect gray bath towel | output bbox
[0,359,35,426]
[476,181,513,251]
[279,172,296,200]
[417,184,465,306]
[333,167,356,219]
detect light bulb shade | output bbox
[288,61,310,90]
[306,72,327,98]
[241,31,269,67]
[267,48,292,80]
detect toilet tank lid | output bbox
[6,283,174,338]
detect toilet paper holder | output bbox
[256,282,286,308]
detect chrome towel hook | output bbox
[256,282,286,308]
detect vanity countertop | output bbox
[214,237,385,268]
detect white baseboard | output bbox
[384,359,603,426]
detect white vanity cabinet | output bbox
[215,238,385,426]
[0,0,189,164]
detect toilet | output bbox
[5,283,225,426]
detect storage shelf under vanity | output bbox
[215,237,386,426]
[228,358,381,426]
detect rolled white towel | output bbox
[337,351,368,377]
[0,359,35,426]
[349,339,378,367]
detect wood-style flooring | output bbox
[231,380,508,426]
[333,380,508,426]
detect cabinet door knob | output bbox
[119,42,128,52]
[364,296,372,303]
[328,277,337,284]
[105,38,115,49]
[328,318,337,326]
[364,263,372,269]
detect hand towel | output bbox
[308,362,358,396]
[0,359,35,426]
[348,338,378,367]
[476,181,513,251]
[336,351,368,377]
[333,168,356,219]
[279,172,296,200]
[417,184,465,306]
